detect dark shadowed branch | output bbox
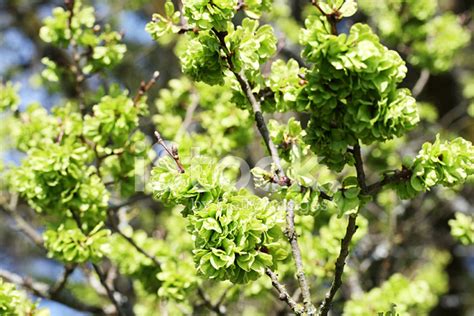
[318,214,358,316]
[49,264,76,295]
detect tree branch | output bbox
[210,29,335,202]
[154,131,185,173]
[49,264,76,295]
[133,71,160,105]
[197,287,226,315]
[0,203,44,248]
[0,268,104,314]
[318,214,358,316]
[265,268,304,315]
[114,225,162,268]
[352,143,367,193]
[70,211,130,316]
[213,29,287,182]
[92,263,128,316]
[285,200,315,315]
[318,142,366,315]
[412,69,430,98]
[365,167,412,196]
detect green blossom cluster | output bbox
[299,17,419,170]
[409,14,470,72]
[358,0,470,73]
[44,223,110,263]
[0,82,19,112]
[266,59,305,112]
[10,143,108,229]
[146,0,273,41]
[178,31,227,85]
[10,104,58,151]
[153,77,192,138]
[39,0,126,74]
[151,156,229,212]
[333,177,363,216]
[462,76,474,117]
[448,212,474,245]
[268,117,308,162]
[394,135,474,199]
[343,251,449,316]
[182,0,237,31]
[11,103,84,152]
[177,18,277,87]
[107,229,198,300]
[0,279,48,316]
[243,0,273,19]
[153,77,252,156]
[197,85,253,154]
[314,0,358,18]
[152,155,287,283]
[189,191,287,283]
[84,89,148,195]
[225,18,277,79]
[146,1,182,40]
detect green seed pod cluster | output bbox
[449,213,474,246]
[189,191,287,283]
[39,0,126,73]
[178,31,227,85]
[394,135,474,199]
[0,82,19,112]
[44,223,110,263]
[151,156,229,213]
[107,230,198,300]
[182,0,238,32]
[0,279,46,316]
[299,16,419,171]
[358,0,470,73]
[10,143,108,229]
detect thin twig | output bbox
[92,263,126,316]
[352,143,367,193]
[265,268,304,315]
[0,268,103,313]
[154,131,185,173]
[70,211,127,316]
[285,200,315,315]
[365,168,412,196]
[0,196,44,248]
[215,285,232,309]
[318,214,358,316]
[109,193,150,211]
[133,71,160,105]
[114,226,161,267]
[181,89,200,132]
[412,69,430,98]
[311,1,339,35]
[49,264,76,295]
[197,287,226,315]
